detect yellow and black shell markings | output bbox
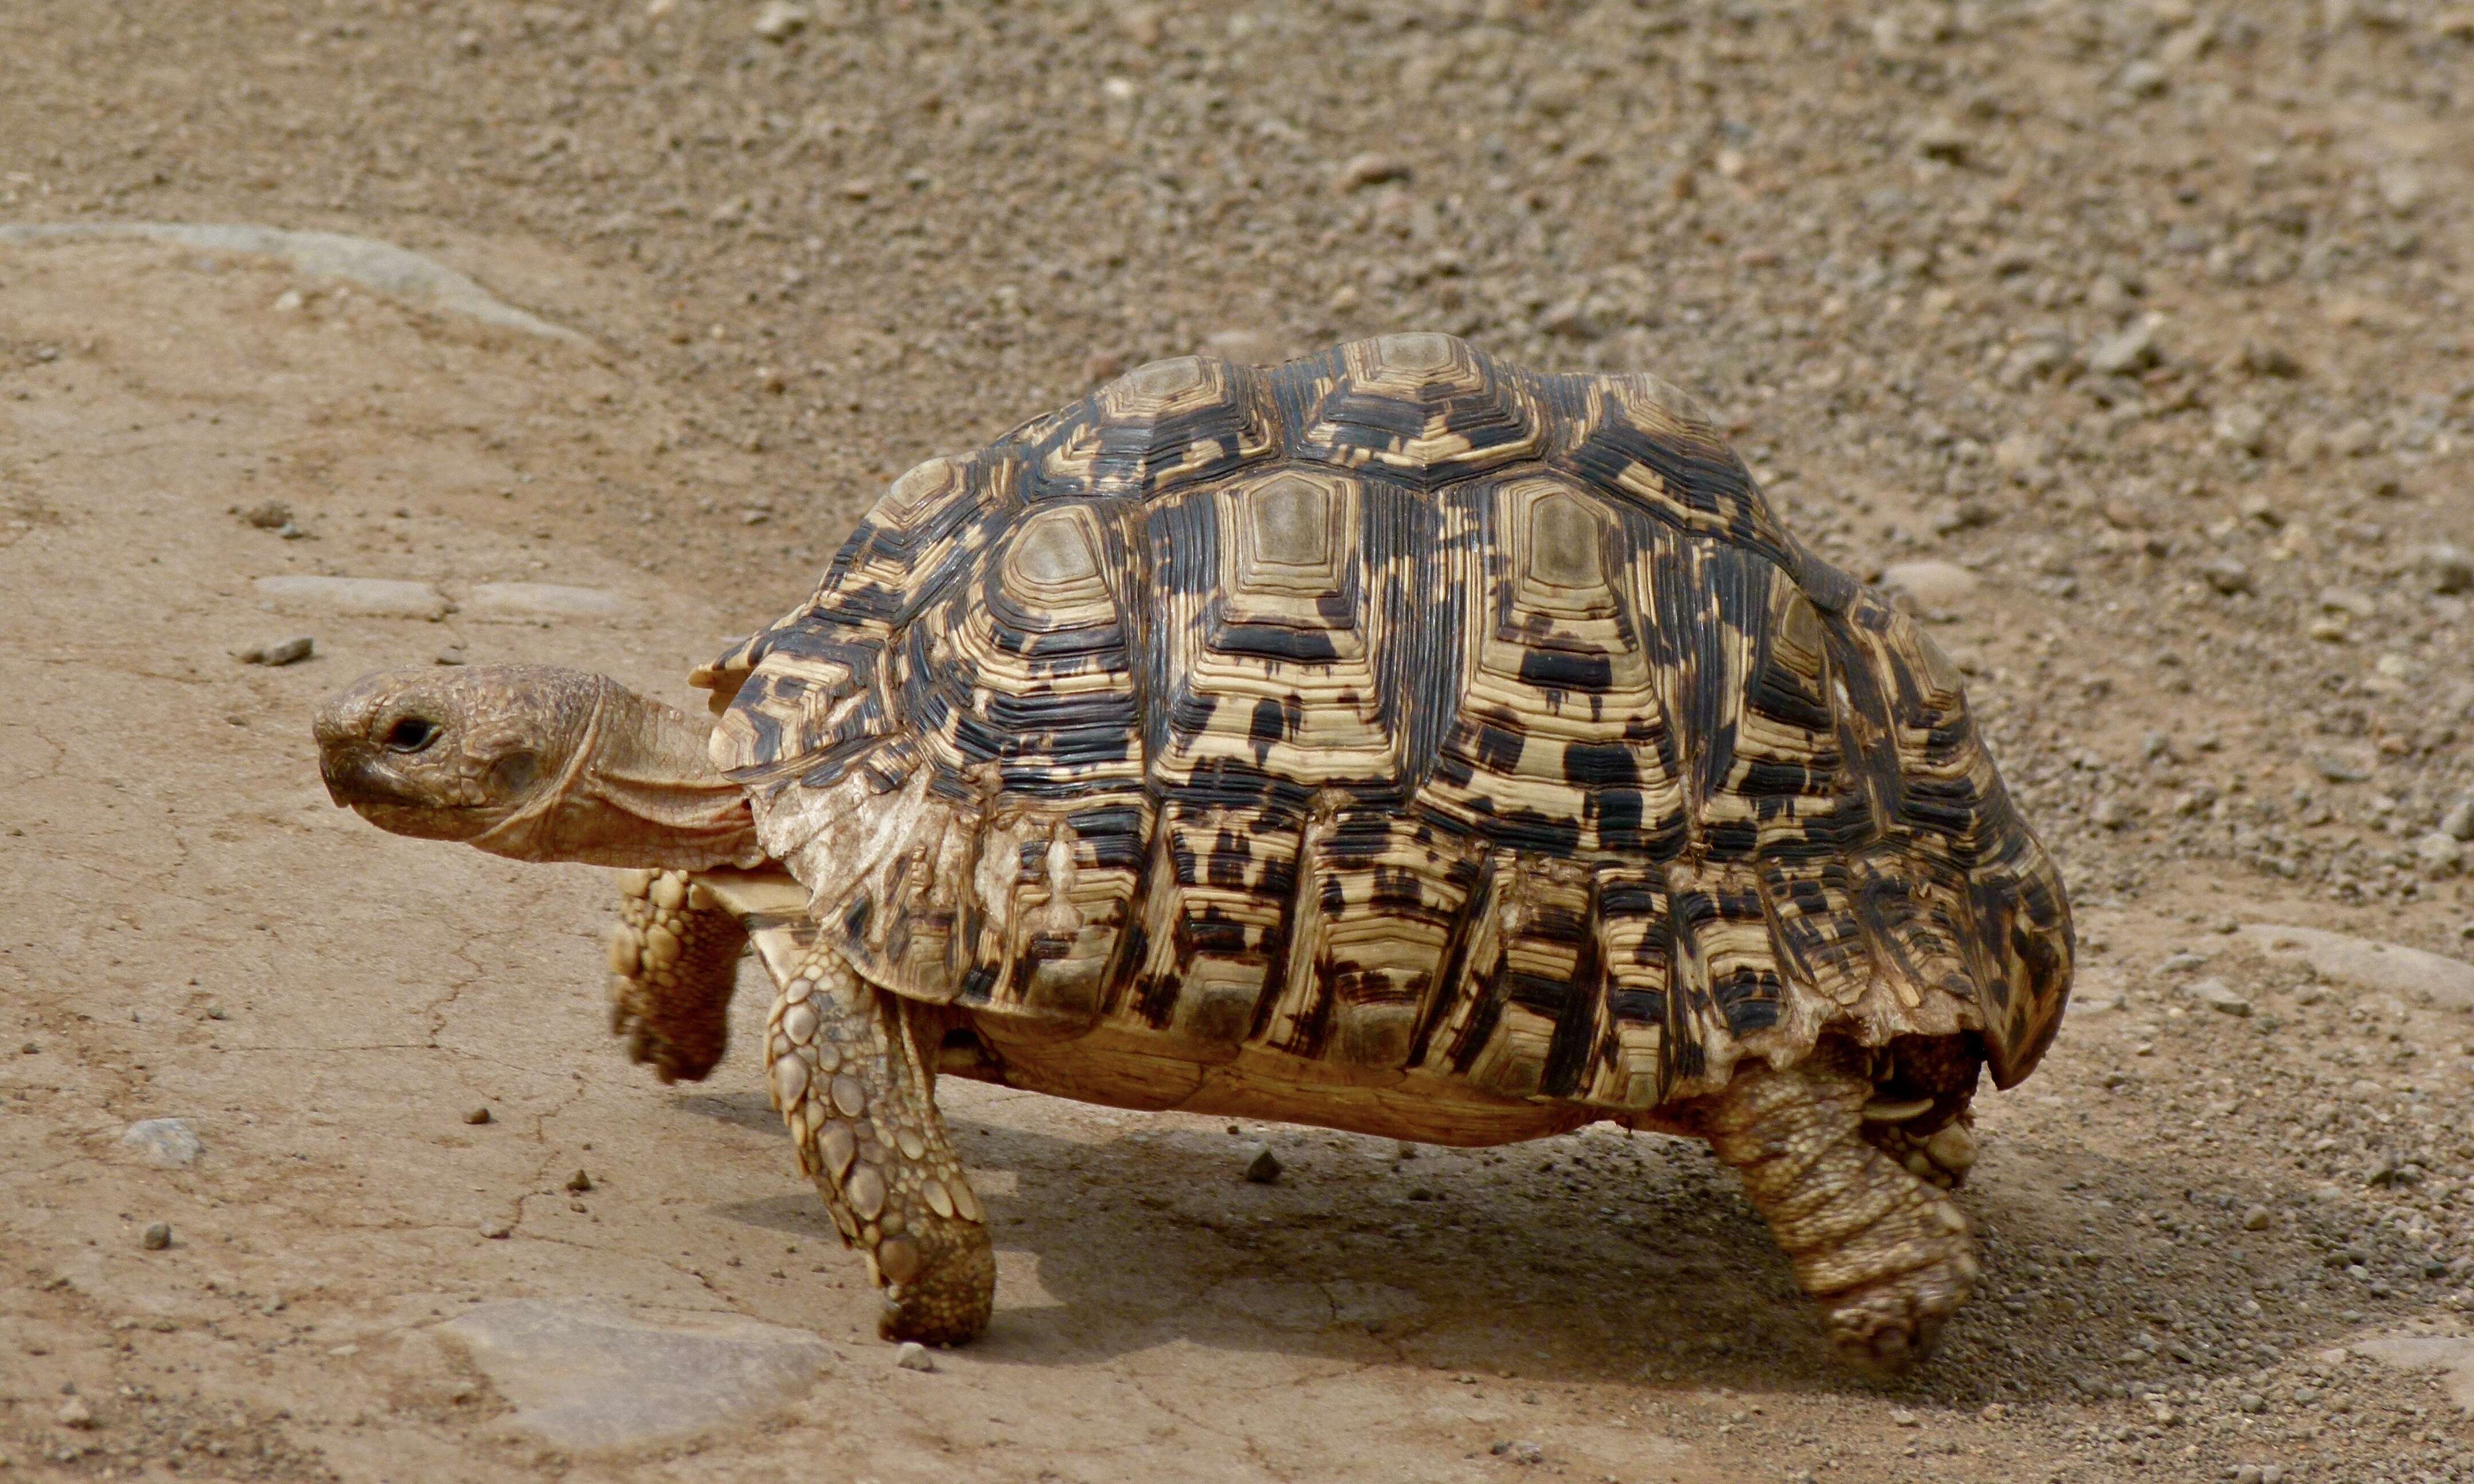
[704,334,2073,1107]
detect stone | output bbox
[0,223,590,345]
[2213,402,2271,456]
[140,1221,172,1250]
[2178,977,2251,1016]
[1878,559,1979,607]
[235,635,313,666]
[464,1106,492,1125]
[2418,543,2474,595]
[2199,557,2254,595]
[2237,342,2304,379]
[2086,315,2162,376]
[2114,57,2170,97]
[1336,153,1409,191]
[751,1,807,40]
[253,575,450,619]
[893,1340,934,1372]
[439,1300,832,1451]
[462,582,629,619]
[2442,799,2474,842]
[1490,1440,1546,1464]
[2417,833,2465,873]
[241,500,295,530]
[56,1396,93,1428]
[2239,924,2474,1011]
[1910,116,1973,163]
[1242,1144,1283,1183]
[120,1118,202,1168]
[2349,1333,2474,1413]
[479,1218,514,1239]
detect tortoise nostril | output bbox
[384,715,441,753]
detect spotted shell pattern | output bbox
[699,334,2071,1108]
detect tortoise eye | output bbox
[384,716,440,753]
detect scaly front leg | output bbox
[765,949,994,1345]
[1703,1047,1980,1373]
[607,869,748,1083]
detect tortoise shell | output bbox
[695,334,2070,1112]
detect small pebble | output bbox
[140,1221,171,1250]
[1488,1439,1545,1464]
[56,1395,94,1429]
[464,1106,492,1125]
[751,0,807,40]
[1242,1144,1283,1183]
[240,500,293,529]
[894,1340,934,1372]
[234,636,314,667]
[479,1218,514,1240]
[565,1169,592,1193]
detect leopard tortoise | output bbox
[313,333,2071,1371]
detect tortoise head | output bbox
[313,665,762,869]
[314,665,601,848]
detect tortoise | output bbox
[312,333,2071,1371]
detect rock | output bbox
[751,1,807,40]
[1878,559,1980,607]
[241,500,295,530]
[2441,799,2474,842]
[1910,116,1973,164]
[2114,57,2170,97]
[2178,977,2251,1016]
[2350,1333,2474,1413]
[2086,315,2163,376]
[2310,755,2370,783]
[120,1118,202,1168]
[565,1169,592,1194]
[2237,341,2304,379]
[462,582,629,619]
[56,1396,93,1429]
[893,1341,934,1372]
[2418,543,2474,595]
[2213,402,2271,456]
[140,1221,172,1250]
[464,1106,492,1124]
[253,575,450,619]
[2093,798,2130,830]
[0,222,590,345]
[1335,153,1409,191]
[2239,924,2474,1011]
[2243,1205,2272,1231]
[2416,832,2464,873]
[439,1300,832,1451]
[479,1218,514,1240]
[2199,557,2255,595]
[1991,432,2047,478]
[1242,1144,1283,1183]
[1489,1440,1546,1464]
[234,635,313,666]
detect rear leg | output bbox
[765,949,994,1345]
[607,869,748,1083]
[1703,1047,1979,1373]
[1854,1036,1983,1191]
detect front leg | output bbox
[765,949,994,1345]
[607,869,747,1083]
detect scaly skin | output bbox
[607,868,748,1083]
[1703,1049,1980,1374]
[765,948,994,1345]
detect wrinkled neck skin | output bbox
[470,678,763,869]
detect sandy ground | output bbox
[6,2,2474,1481]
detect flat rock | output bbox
[254,575,449,619]
[1878,560,1981,607]
[0,222,588,345]
[461,582,630,619]
[119,1118,201,1167]
[2239,925,2474,1011]
[2349,1333,2474,1412]
[2178,977,2251,1016]
[438,1300,830,1453]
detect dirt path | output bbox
[6,3,2474,1481]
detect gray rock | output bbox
[120,1118,202,1168]
[140,1222,172,1250]
[2114,58,2170,97]
[440,1300,832,1451]
[2213,402,2271,456]
[2178,977,2251,1016]
[2442,799,2474,842]
[2199,557,2255,595]
[2239,924,2474,1011]
[1242,1144,1283,1183]
[253,575,450,619]
[893,1340,934,1372]
[2349,1333,2474,1413]
[234,636,313,667]
[1910,116,1973,164]
[0,222,589,345]
[1878,559,1980,607]
[2417,832,2466,873]
[462,582,629,619]
[2419,543,2474,595]
[478,1217,514,1239]
[752,1,808,40]
[2086,315,2162,376]
[1336,153,1409,191]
